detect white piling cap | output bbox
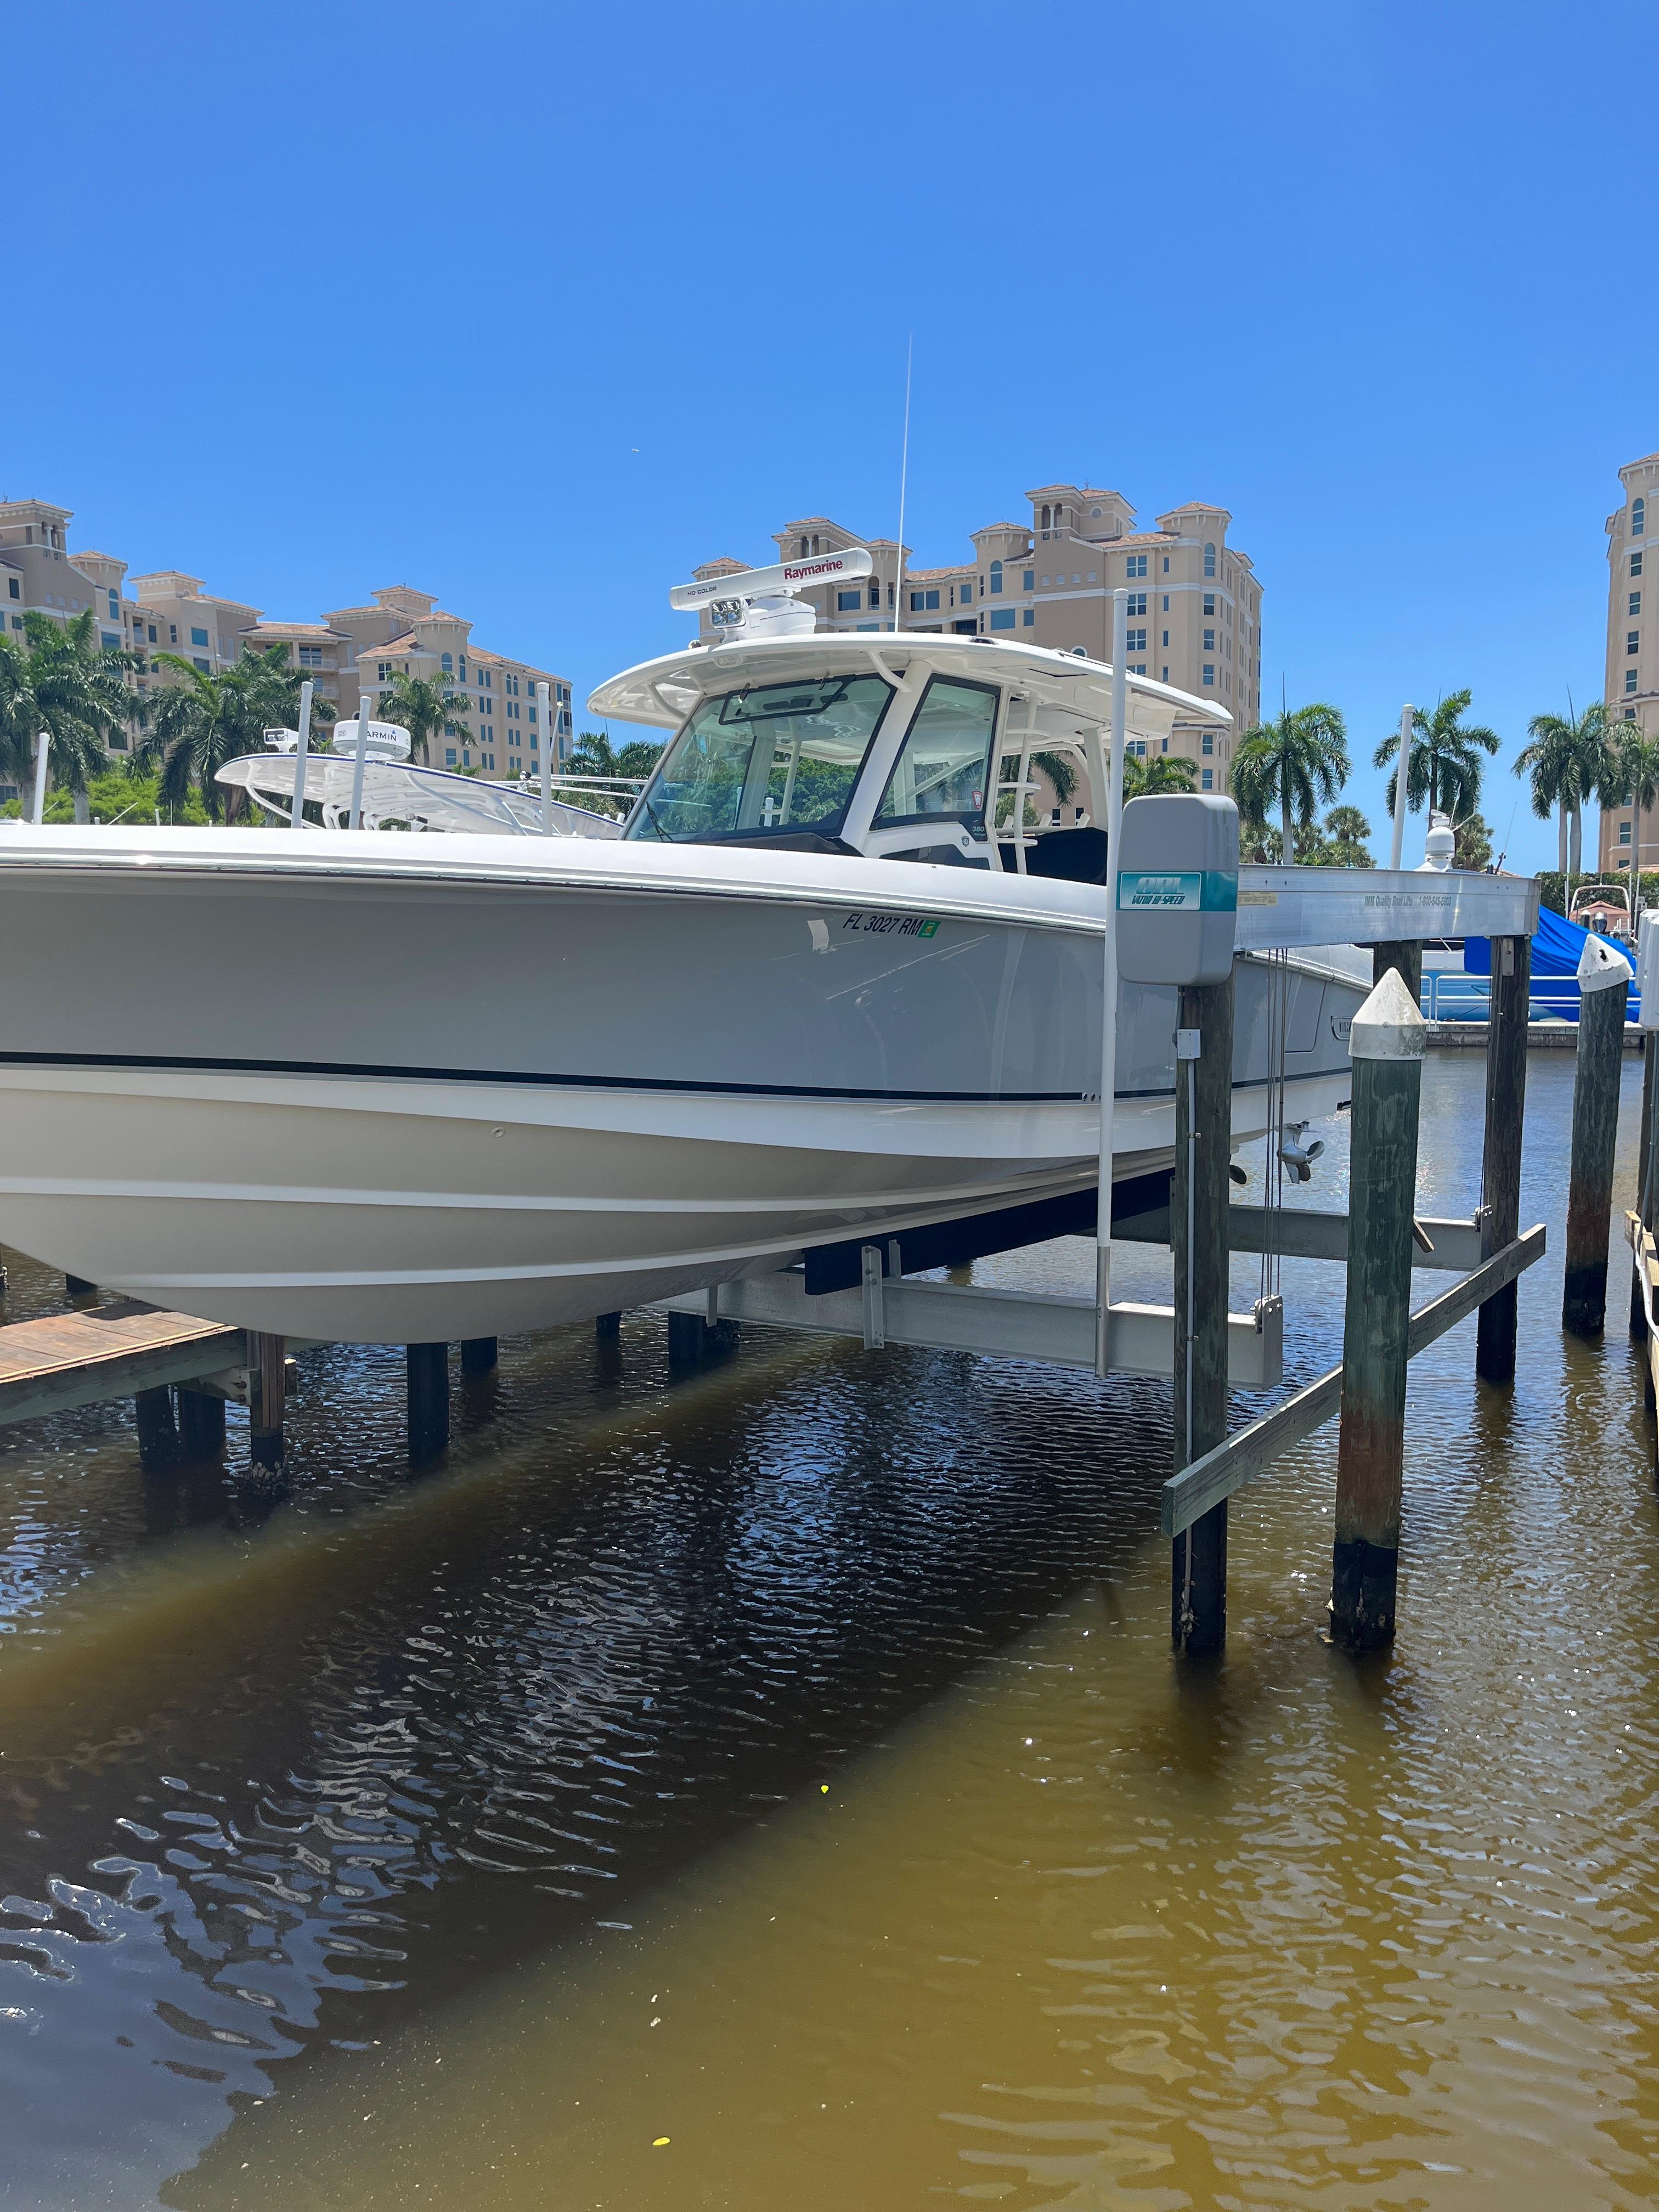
[1576,935,1634,995]
[1350,967,1427,1061]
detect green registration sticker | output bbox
[841,911,943,939]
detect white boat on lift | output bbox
[0,551,1365,1344]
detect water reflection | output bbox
[0,1053,1655,2208]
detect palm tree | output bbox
[1324,803,1373,867]
[1515,699,1621,881]
[566,729,663,816]
[1452,811,1493,871]
[1601,724,1659,874]
[139,645,320,821]
[377,670,469,765]
[0,633,38,791]
[1231,702,1349,859]
[1372,690,1500,821]
[1122,752,1197,798]
[15,609,141,815]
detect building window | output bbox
[866,584,879,610]
[960,582,972,603]
[1633,552,1644,577]
[1126,554,1148,578]
[1023,569,1034,591]
[1039,577,1049,589]
[1633,592,1643,617]
[1126,628,1146,651]
[1635,497,1647,537]
[909,589,940,611]
[191,626,209,647]
[108,590,119,619]
[1203,594,1216,615]
[1201,768,1214,791]
[1202,732,1214,755]
[445,748,457,765]
[990,561,1003,595]
[298,646,324,667]
[837,589,862,611]
[1627,669,1639,693]
[1127,592,1146,616]
[1204,629,1216,650]
[193,656,210,673]
[1162,556,1170,573]
[1203,665,1215,685]
[101,630,120,649]
[1621,820,1633,844]
[1162,631,1170,647]
[1629,631,1640,654]
[1204,543,1217,576]
[990,607,1016,630]
[1022,608,1034,626]
[6,579,16,600]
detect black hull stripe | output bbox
[0,1050,1345,1107]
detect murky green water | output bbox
[2,1053,1657,2208]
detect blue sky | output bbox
[9,1,1655,870]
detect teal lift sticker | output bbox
[1117,870,1238,912]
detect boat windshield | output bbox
[625,674,894,843]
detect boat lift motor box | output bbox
[1115,794,1239,986]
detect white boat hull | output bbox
[0,829,1363,1341]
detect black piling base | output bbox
[407,1342,451,1462]
[1564,1262,1611,1342]
[595,1311,622,1341]
[460,1336,498,1375]
[1172,1501,1227,1656]
[666,1310,704,1372]
[176,1386,226,1460]
[65,1273,97,1300]
[134,1385,177,1474]
[1330,1537,1397,1652]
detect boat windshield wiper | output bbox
[633,788,672,840]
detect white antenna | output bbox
[892,334,913,633]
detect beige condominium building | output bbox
[0,496,573,778]
[1600,452,1659,873]
[689,482,1262,793]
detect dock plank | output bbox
[0,1302,244,1426]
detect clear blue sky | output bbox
[9,1,1655,870]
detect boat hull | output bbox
[0,831,1362,1340]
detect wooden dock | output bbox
[0,1300,244,1427]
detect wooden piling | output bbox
[247,1330,286,1467]
[1373,939,1424,1005]
[1634,1032,1657,1340]
[65,1273,97,1301]
[666,1310,704,1370]
[1171,975,1235,1655]
[176,1386,225,1460]
[1331,969,1426,1652]
[460,1336,498,1375]
[134,1385,176,1473]
[595,1312,622,1341]
[406,1343,450,1461]
[1476,931,1531,1384]
[1563,939,1633,1336]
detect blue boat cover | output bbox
[1465,899,1638,1019]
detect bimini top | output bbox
[588,630,1229,739]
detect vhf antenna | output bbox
[893,335,913,634]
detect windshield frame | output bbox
[622,671,896,845]
[872,672,1002,837]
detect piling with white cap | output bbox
[1564,935,1634,1337]
[1331,968,1426,1652]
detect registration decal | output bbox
[841,911,941,939]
